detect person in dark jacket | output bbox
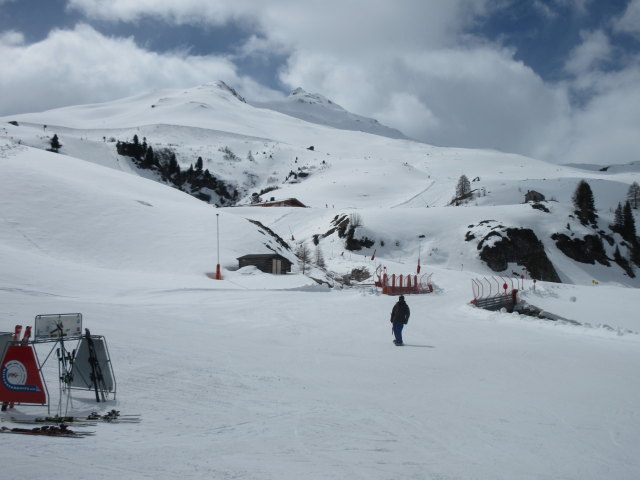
[390,295,410,346]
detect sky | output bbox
[1,0,639,166]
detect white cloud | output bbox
[1,0,637,166]
[564,30,612,75]
[0,24,276,116]
[0,30,24,46]
[613,0,640,37]
[376,93,440,138]
[552,58,640,164]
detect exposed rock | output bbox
[478,228,561,282]
[551,233,609,266]
[530,202,549,213]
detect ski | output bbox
[0,425,94,437]
[86,410,141,423]
[2,411,140,425]
[2,417,96,427]
[21,325,32,344]
[85,328,107,402]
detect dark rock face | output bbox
[478,228,561,282]
[550,233,610,266]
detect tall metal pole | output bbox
[215,213,222,279]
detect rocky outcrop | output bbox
[550,233,610,266]
[472,225,561,282]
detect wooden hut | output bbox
[524,190,545,203]
[253,198,307,208]
[237,253,293,274]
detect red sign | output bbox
[0,345,47,404]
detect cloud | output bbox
[557,65,640,166]
[0,23,276,116]
[0,30,24,46]
[564,30,612,75]
[613,0,640,38]
[279,43,571,156]
[532,0,592,18]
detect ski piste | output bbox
[0,425,94,438]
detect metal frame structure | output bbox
[1,314,117,416]
[470,276,520,312]
[375,265,434,295]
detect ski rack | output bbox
[19,314,116,415]
[470,276,520,312]
[32,338,117,414]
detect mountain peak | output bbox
[254,88,408,140]
[199,81,246,103]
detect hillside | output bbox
[2,81,639,287]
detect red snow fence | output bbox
[375,271,434,295]
[470,276,520,312]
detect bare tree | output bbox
[455,175,471,200]
[315,245,326,268]
[349,213,363,228]
[296,242,311,274]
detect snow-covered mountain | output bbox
[1,82,639,479]
[253,87,408,139]
[2,81,638,287]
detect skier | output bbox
[390,295,410,346]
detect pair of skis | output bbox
[0,410,141,438]
[4,410,141,426]
[0,425,94,438]
[1,324,33,412]
[85,328,107,402]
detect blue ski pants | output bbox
[392,322,404,343]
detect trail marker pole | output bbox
[215,213,222,280]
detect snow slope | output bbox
[1,131,640,479]
[253,87,408,139]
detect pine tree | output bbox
[168,153,180,178]
[627,182,640,209]
[143,146,155,168]
[622,201,637,242]
[49,134,61,152]
[612,203,624,233]
[195,156,203,171]
[572,180,597,225]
